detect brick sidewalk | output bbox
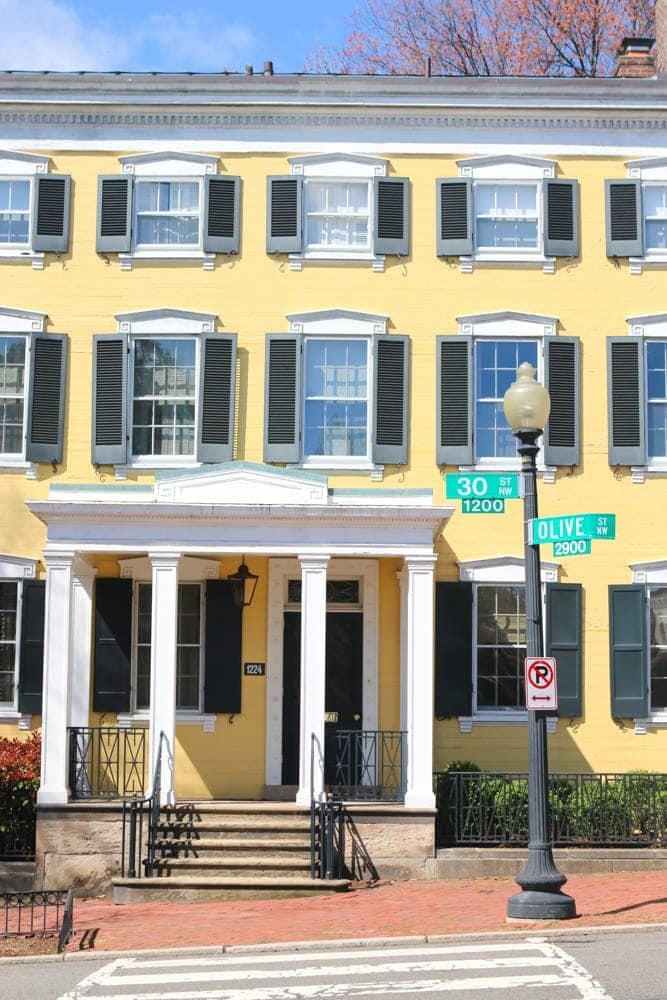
[66,871,667,954]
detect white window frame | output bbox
[457,155,557,274]
[630,561,667,731]
[457,311,558,481]
[288,154,388,272]
[117,555,220,732]
[118,152,218,270]
[115,309,216,478]
[457,556,559,733]
[626,314,667,482]
[0,554,37,727]
[0,306,47,478]
[0,151,49,269]
[287,309,388,476]
[627,158,667,275]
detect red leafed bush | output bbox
[0,732,41,828]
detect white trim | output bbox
[0,554,37,579]
[288,308,388,336]
[289,152,387,176]
[0,711,31,728]
[458,154,557,178]
[458,555,560,583]
[116,308,217,335]
[459,713,558,733]
[265,557,379,791]
[119,555,220,582]
[118,711,216,733]
[120,151,218,176]
[457,311,558,338]
[0,306,45,333]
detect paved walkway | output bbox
[66,871,667,954]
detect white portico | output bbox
[27,463,452,809]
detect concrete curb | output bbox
[2,922,667,966]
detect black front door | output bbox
[281,611,363,786]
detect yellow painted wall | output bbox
[1,147,665,790]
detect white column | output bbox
[295,555,329,807]
[68,561,96,730]
[400,555,437,809]
[148,552,181,806]
[37,551,75,805]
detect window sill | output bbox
[118,250,215,271]
[630,465,667,484]
[292,461,384,481]
[0,710,32,729]
[459,713,557,733]
[459,253,555,275]
[628,256,667,275]
[117,712,217,733]
[0,461,38,479]
[0,250,45,270]
[114,460,200,480]
[289,251,386,273]
[459,462,556,485]
[634,714,667,734]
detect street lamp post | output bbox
[503,362,576,921]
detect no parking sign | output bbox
[525,657,558,711]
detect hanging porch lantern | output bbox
[227,556,259,608]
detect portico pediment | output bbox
[153,462,329,505]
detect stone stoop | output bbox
[112,801,350,903]
[429,847,667,878]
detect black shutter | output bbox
[373,177,409,255]
[605,180,642,257]
[436,336,473,465]
[373,335,409,465]
[544,336,580,467]
[264,334,300,463]
[26,334,67,464]
[609,585,648,719]
[203,176,240,254]
[18,580,45,715]
[607,337,645,467]
[204,580,242,714]
[266,176,302,253]
[197,334,236,463]
[436,179,473,256]
[435,582,473,717]
[96,176,132,253]
[93,579,132,713]
[92,335,127,466]
[32,175,71,252]
[543,179,579,258]
[546,583,582,717]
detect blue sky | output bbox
[0,0,360,72]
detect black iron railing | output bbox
[0,813,36,861]
[1,890,73,952]
[121,731,168,878]
[435,771,667,847]
[331,730,406,801]
[68,727,147,799]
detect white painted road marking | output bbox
[59,940,615,1000]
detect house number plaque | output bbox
[244,662,265,676]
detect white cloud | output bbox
[0,0,258,72]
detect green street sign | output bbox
[552,539,592,558]
[446,473,520,501]
[461,497,505,514]
[529,513,616,546]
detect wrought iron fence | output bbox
[435,770,667,847]
[121,730,168,879]
[330,730,406,801]
[1,890,73,952]
[68,727,147,799]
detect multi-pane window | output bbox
[131,338,197,459]
[474,183,539,251]
[0,582,18,706]
[134,582,202,712]
[0,180,30,246]
[304,180,370,252]
[475,339,538,460]
[649,587,667,713]
[476,585,526,710]
[303,338,369,460]
[134,180,200,248]
[0,337,25,455]
[643,185,667,251]
[646,341,667,459]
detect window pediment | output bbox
[119,151,218,176]
[627,313,667,338]
[456,311,558,338]
[457,154,556,179]
[287,308,388,336]
[289,153,387,177]
[0,150,49,176]
[0,306,46,333]
[115,308,217,335]
[458,555,560,583]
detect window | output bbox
[437,312,580,471]
[96,152,240,266]
[649,587,667,713]
[264,309,408,471]
[606,160,667,270]
[0,581,18,705]
[267,154,408,268]
[643,184,667,251]
[92,310,236,470]
[0,180,29,247]
[437,156,578,272]
[435,561,582,730]
[0,152,71,265]
[134,582,202,712]
[0,336,26,455]
[0,558,41,724]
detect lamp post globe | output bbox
[503,364,576,922]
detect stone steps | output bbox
[154,837,311,854]
[152,856,312,878]
[113,875,350,903]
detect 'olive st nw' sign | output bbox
[528,513,615,546]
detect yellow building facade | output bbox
[0,68,666,887]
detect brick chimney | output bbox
[614,37,656,78]
[657,0,667,77]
